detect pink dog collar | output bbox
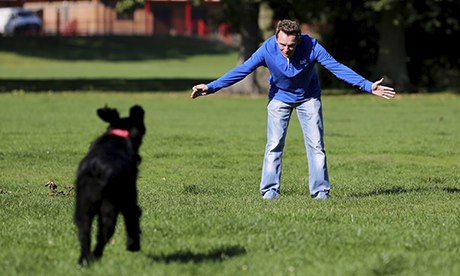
[109,129,130,138]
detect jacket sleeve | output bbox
[206,46,266,94]
[314,42,373,93]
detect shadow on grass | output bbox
[0,36,234,61]
[0,78,215,92]
[349,186,460,198]
[443,187,460,193]
[146,245,246,264]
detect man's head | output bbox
[275,20,301,59]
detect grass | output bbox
[0,36,237,79]
[0,36,238,91]
[1,35,459,275]
[0,91,459,276]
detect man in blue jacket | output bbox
[191,19,396,200]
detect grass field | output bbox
[0,36,238,92]
[1,35,459,275]
[0,91,459,276]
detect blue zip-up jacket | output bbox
[206,34,373,103]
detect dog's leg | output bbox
[93,201,118,259]
[74,207,95,266]
[123,204,142,252]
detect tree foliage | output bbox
[222,0,459,91]
[114,0,144,13]
[114,0,459,91]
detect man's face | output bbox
[276,31,298,59]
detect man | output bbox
[191,19,395,200]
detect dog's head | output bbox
[97,105,146,152]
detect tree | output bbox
[291,0,459,92]
[217,0,269,95]
[218,0,459,92]
[115,0,460,92]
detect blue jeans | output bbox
[260,98,330,197]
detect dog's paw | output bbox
[127,243,141,252]
[77,254,94,267]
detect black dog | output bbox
[74,105,146,266]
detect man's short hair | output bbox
[276,19,301,38]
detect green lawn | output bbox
[0,50,237,80]
[0,92,458,275]
[0,36,238,92]
[0,36,237,79]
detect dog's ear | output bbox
[97,106,120,123]
[129,105,144,122]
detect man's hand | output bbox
[191,84,208,99]
[371,78,396,99]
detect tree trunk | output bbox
[224,2,272,95]
[373,8,414,92]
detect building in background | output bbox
[0,0,231,44]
